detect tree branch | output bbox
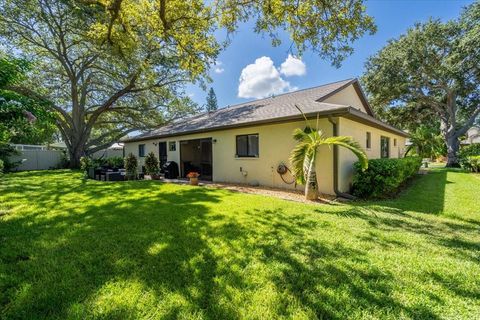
[86,127,140,154]
[4,85,73,125]
[455,105,480,138]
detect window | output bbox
[169,141,176,151]
[366,132,371,149]
[394,138,397,147]
[236,134,259,157]
[380,136,390,158]
[138,144,145,157]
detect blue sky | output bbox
[187,0,473,109]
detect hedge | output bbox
[352,157,422,199]
[458,143,480,171]
[463,155,480,173]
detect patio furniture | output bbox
[106,170,125,181]
[163,161,179,179]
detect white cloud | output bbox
[238,56,291,99]
[213,61,224,74]
[279,54,306,77]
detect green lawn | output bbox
[0,169,479,319]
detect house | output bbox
[461,126,480,145]
[123,79,407,195]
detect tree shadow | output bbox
[1,171,246,319]
[0,170,478,319]
[365,170,450,215]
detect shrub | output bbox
[458,144,480,170]
[0,142,20,172]
[59,150,70,168]
[124,153,138,180]
[464,155,480,172]
[80,156,93,178]
[80,156,92,171]
[106,156,124,168]
[144,152,159,175]
[0,159,3,174]
[352,157,422,199]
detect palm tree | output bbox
[290,126,368,200]
[405,126,444,160]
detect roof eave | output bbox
[122,108,350,142]
[343,107,408,137]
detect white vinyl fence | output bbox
[10,150,63,171]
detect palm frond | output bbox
[290,140,311,184]
[292,128,308,142]
[322,136,369,171]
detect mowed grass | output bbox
[0,169,479,319]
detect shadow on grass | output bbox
[367,169,450,215]
[0,170,477,319]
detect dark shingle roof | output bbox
[125,79,369,142]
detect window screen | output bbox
[138,144,145,157]
[236,134,259,157]
[366,132,371,149]
[380,136,390,158]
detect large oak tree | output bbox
[362,2,479,167]
[0,0,376,167]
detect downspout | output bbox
[328,116,357,200]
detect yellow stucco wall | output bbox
[124,82,408,195]
[124,119,336,194]
[323,84,367,113]
[337,117,407,192]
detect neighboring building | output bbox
[90,142,125,159]
[462,126,480,145]
[123,79,407,195]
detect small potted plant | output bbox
[80,156,93,179]
[144,151,160,180]
[186,171,200,185]
[124,153,138,180]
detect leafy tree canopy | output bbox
[0,54,57,145]
[362,1,479,166]
[0,0,376,167]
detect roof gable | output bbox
[318,79,374,116]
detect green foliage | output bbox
[458,144,480,170]
[0,158,3,174]
[0,54,57,145]
[1,169,480,318]
[57,150,70,169]
[80,156,93,172]
[81,156,125,172]
[0,0,375,167]
[290,128,368,185]
[352,157,422,198]
[206,88,218,112]
[0,142,20,172]
[124,153,138,180]
[463,155,480,173]
[106,156,124,168]
[144,152,159,175]
[361,2,480,165]
[406,126,445,159]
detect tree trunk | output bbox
[445,135,461,168]
[305,158,319,200]
[67,127,88,169]
[68,144,85,169]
